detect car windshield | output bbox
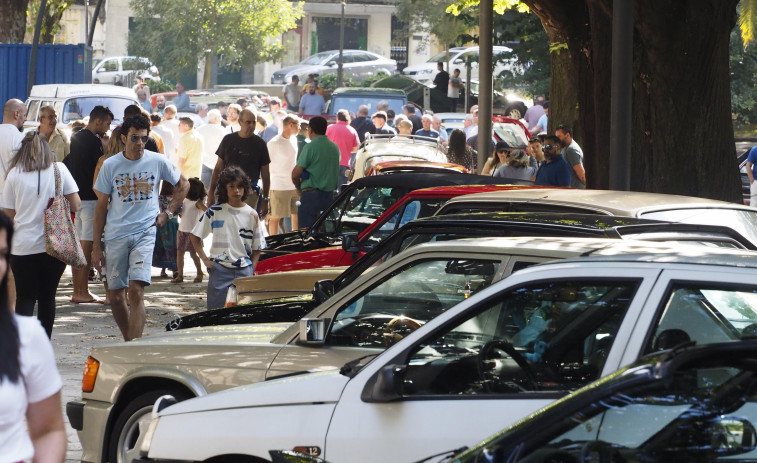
[61,97,136,124]
[455,362,757,462]
[427,51,459,63]
[639,208,757,246]
[315,186,407,237]
[301,52,335,66]
[329,96,405,117]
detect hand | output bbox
[203,258,214,269]
[155,211,168,227]
[92,247,105,273]
[258,198,269,217]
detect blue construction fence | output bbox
[0,43,92,104]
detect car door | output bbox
[621,266,757,362]
[266,252,510,378]
[322,265,660,463]
[95,58,120,84]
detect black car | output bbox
[259,172,519,261]
[270,340,757,463]
[167,212,754,330]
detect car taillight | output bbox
[225,285,238,307]
[82,356,100,393]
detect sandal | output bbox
[171,275,184,284]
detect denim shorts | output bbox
[104,226,156,290]
[75,200,97,241]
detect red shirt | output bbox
[326,121,359,167]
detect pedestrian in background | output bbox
[0,210,67,462]
[283,75,301,112]
[326,109,359,187]
[177,116,204,179]
[38,105,70,162]
[292,116,339,228]
[196,109,226,189]
[191,167,264,309]
[267,114,301,235]
[175,178,207,284]
[446,129,477,172]
[2,132,81,337]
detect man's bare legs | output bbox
[291,213,298,231]
[71,240,101,302]
[109,280,147,341]
[269,217,281,235]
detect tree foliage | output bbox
[395,0,471,54]
[27,0,75,44]
[0,0,30,43]
[129,0,303,87]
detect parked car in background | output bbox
[324,87,407,119]
[135,240,757,463]
[270,341,757,463]
[92,56,160,84]
[270,50,396,85]
[366,160,468,176]
[347,134,448,182]
[258,173,516,265]
[402,46,519,83]
[437,188,757,247]
[24,84,138,133]
[189,211,754,325]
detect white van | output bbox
[24,84,139,131]
[92,56,160,85]
[402,45,520,83]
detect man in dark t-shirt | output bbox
[208,108,271,216]
[62,105,114,304]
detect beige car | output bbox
[437,188,757,246]
[232,266,346,304]
[347,134,448,182]
[67,236,670,463]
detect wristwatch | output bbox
[164,210,175,219]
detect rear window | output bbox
[328,96,405,116]
[62,97,136,124]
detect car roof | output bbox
[441,188,749,215]
[331,87,406,97]
[28,84,138,99]
[401,235,757,265]
[349,172,538,190]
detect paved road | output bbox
[52,266,206,462]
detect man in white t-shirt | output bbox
[448,68,463,112]
[196,109,226,189]
[266,114,301,235]
[0,99,26,199]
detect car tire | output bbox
[108,389,190,463]
[504,102,528,121]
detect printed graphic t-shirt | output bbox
[192,203,266,269]
[94,150,181,240]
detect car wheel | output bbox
[108,390,190,463]
[504,102,527,121]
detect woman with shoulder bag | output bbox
[1,131,81,337]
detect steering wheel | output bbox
[477,340,538,392]
[382,316,423,347]
[580,440,624,463]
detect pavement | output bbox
[51,265,207,462]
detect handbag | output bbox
[44,163,87,268]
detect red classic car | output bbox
[254,184,547,274]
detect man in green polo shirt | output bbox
[292,116,340,228]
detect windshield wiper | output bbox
[340,353,380,378]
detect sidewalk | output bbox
[52,265,207,462]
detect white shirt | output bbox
[267,134,298,191]
[192,203,265,269]
[0,124,24,202]
[0,315,62,463]
[179,198,204,233]
[225,122,241,134]
[196,123,226,169]
[164,119,182,165]
[152,124,176,165]
[2,162,78,255]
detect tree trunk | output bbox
[0,0,29,43]
[524,0,741,201]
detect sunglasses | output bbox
[130,135,149,143]
[496,149,510,154]
[542,144,553,150]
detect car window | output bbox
[328,258,501,348]
[316,186,406,236]
[62,97,135,124]
[352,53,373,63]
[101,59,118,72]
[401,280,640,396]
[464,364,757,462]
[453,50,478,64]
[329,96,405,117]
[644,284,757,354]
[339,53,355,64]
[363,198,448,249]
[26,100,41,122]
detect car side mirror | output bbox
[361,364,406,402]
[327,60,338,67]
[341,232,360,253]
[296,318,331,346]
[702,417,757,456]
[313,279,335,304]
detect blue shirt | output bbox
[299,93,326,115]
[534,155,571,187]
[747,147,757,179]
[415,129,439,139]
[140,100,153,112]
[535,113,548,133]
[173,92,190,111]
[94,150,181,240]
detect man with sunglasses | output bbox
[534,134,571,187]
[92,114,189,341]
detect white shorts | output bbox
[75,200,97,241]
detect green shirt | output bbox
[296,134,340,192]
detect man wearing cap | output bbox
[534,135,571,187]
[292,116,339,228]
[372,111,396,135]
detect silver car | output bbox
[270,50,396,84]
